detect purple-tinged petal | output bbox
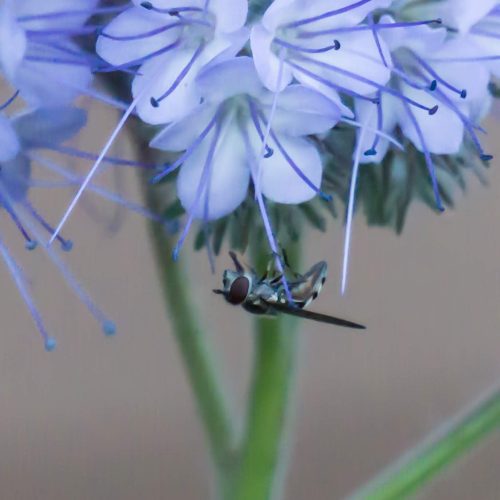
[0,115,20,161]
[250,23,293,92]
[177,120,249,219]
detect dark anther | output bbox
[480,154,493,162]
[333,40,341,50]
[141,2,153,9]
[150,97,160,108]
[460,89,467,99]
[429,80,437,91]
[364,148,377,156]
[429,105,439,115]
[264,146,274,158]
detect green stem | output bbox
[230,245,301,500]
[348,384,500,500]
[138,168,234,481]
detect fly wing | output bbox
[271,304,366,330]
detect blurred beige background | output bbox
[0,103,499,500]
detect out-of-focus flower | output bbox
[0,94,168,350]
[96,0,249,124]
[0,0,100,106]
[150,56,341,258]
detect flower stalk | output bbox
[347,383,500,500]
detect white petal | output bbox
[0,115,20,162]
[210,0,248,33]
[355,95,399,164]
[150,104,218,151]
[177,120,249,220]
[294,30,392,97]
[444,0,498,33]
[261,84,341,136]
[0,3,27,80]
[378,14,447,54]
[250,24,293,92]
[196,57,263,102]
[96,7,181,66]
[425,37,491,102]
[260,135,323,204]
[399,84,464,155]
[132,49,202,125]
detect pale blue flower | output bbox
[149,56,340,260]
[250,0,392,111]
[96,0,249,124]
[0,0,99,106]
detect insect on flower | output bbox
[214,252,365,329]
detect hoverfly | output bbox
[213,252,365,329]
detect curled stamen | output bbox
[411,53,467,99]
[141,2,204,15]
[274,38,341,54]
[150,42,205,107]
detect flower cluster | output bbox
[1,0,499,347]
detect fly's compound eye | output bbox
[226,276,250,305]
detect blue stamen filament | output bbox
[2,199,37,249]
[364,91,383,156]
[141,2,204,15]
[401,99,444,211]
[274,38,341,54]
[411,52,467,99]
[98,21,183,42]
[150,42,205,107]
[0,236,55,351]
[283,0,373,29]
[289,56,439,115]
[247,101,332,202]
[173,120,222,261]
[298,19,442,38]
[23,200,73,251]
[0,90,20,111]
[151,110,221,183]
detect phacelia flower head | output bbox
[96,0,249,124]
[0,0,101,106]
[149,56,341,260]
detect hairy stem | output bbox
[347,383,500,500]
[230,244,301,500]
[136,146,234,485]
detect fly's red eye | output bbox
[226,276,250,305]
